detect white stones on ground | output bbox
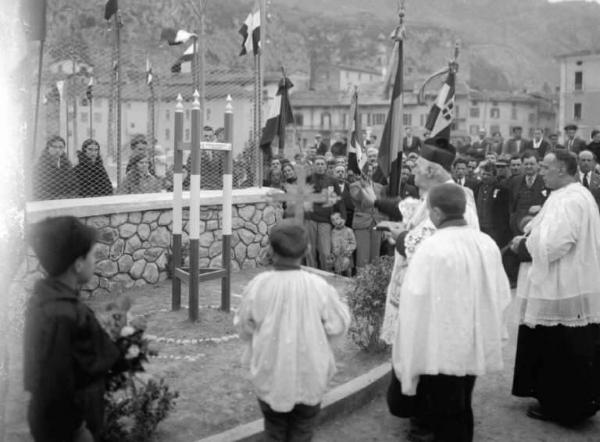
[238,205,255,221]
[258,221,268,235]
[110,239,125,260]
[119,223,138,239]
[234,243,246,261]
[113,273,135,289]
[263,205,276,225]
[208,242,222,258]
[149,226,170,248]
[117,255,134,273]
[96,260,118,277]
[158,211,172,226]
[143,247,163,262]
[95,243,110,261]
[110,213,128,227]
[232,217,244,229]
[142,263,159,283]
[146,333,239,345]
[198,231,214,248]
[129,211,142,223]
[243,222,258,234]
[247,243,261,259]
[130,259,146,279]
[125,235,142,254]
[142,211,160,223]
[87,216,109,229]
[138,223,151,240]
[239,228,255,245]
[98,227,118,244]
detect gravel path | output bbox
[314,298,599,441]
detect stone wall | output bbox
[24,189,283,297]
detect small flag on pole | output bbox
[171,42,194,73]
[377,23,405,196]
[146,58,153,86]
[424,68,456,141]
[160,28,196,45]
[260,75,294,159]
[104,0,118,21]
[86,77,93,102]
[347,88,366,175]
[239,3,261,56]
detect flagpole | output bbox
[257,0,266,186]
[279,66,287,157]
[115,8,122,185]
[88,78,93,137]
[32,40,44,163]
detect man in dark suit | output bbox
[469,129,492,160]
[578,150,600,193]
[548,133,564,152]
[312,133,329,156]
[503,126,528,155]
[402,127,422,155]
[564,124,587,154]
[475,162,511,248]
[399,165,419,199]
[508,151,547,235]
[522,128,550,158]
[586,129,600,161]
[453,158,479,193]
[334,164,355,228]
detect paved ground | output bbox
[314,298,599,442]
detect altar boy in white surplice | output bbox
[235,220,350,441]
[388,183,510,442]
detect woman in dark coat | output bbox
[74,139,114,197]
[32,135,78,200]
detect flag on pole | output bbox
[160,28,196,45]
[86,77,93,102]
[377,25,405,197]
[347,88,366,175]
[424,68,456,141]
[146,58,153,86]
[260,76,294,158]
[239,3,261,56]
[104,0,118,20]
[171,42,194,73]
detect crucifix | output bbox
[266,165,337,223]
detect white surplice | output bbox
[516,182,600,327]
[234,269,351,412]
[380,182,480,344]
[393,226,511,395]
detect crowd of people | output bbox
[263,124,600,281]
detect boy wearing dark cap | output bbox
[24,216,121,441]
[235,220,350,441]
[564,123,586,154]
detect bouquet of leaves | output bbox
[96,297,178,442]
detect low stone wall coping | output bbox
[26,187,283,223]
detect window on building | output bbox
[367,113,371,126]
[295,113,304,127]
[528,113,536,123]
[80,112,88,123]
[490,125,500,135]
[206,108,211,121]
[94,112,101,123]
[469,125,480,135]
[471,100,478,106]
[165,110,170,121]
[469,107,480,118]
[372,113,386,125]
[574,71,583,91]
[165,128,170,140]
[511,104,517,120]
[321,112,331,129]
[490,108,500,119]
[574,103,582,120]
[184,128,190,141]
[403,113,412,126]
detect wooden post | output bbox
[189,89,201,322]
[171,93,184,311]
[221,95,233,312]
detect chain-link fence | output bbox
[29,1,260,201]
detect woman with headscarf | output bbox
[74,139,113,197]
[118,152,162,194]
[32,135,78,201]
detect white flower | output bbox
[120,326,135,337]
[125,344,141,360]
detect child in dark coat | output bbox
[24,216,121,441]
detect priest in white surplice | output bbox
[388,183,510,441]
[377,139,480,344]
[509,150,600,424]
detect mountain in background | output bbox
[44,0,600,91]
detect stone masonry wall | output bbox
[24,202,282,297]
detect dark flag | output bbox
[160,28,196,46]
[378,25,405,197]
[347,88,365,175]
[424,67,456,141]
[260,76,294,159]
[104,0,118,21]
[239,3,261,56]
[146,58,153,86]
[171,42,194,73]
[86,77,93,102]
[21,0,47,41]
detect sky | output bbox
[548,0,600,3]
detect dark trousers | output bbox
[258,399,321,442]
[387,369,476,442]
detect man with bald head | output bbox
[578,150,600,192]
[388,183,510,441]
